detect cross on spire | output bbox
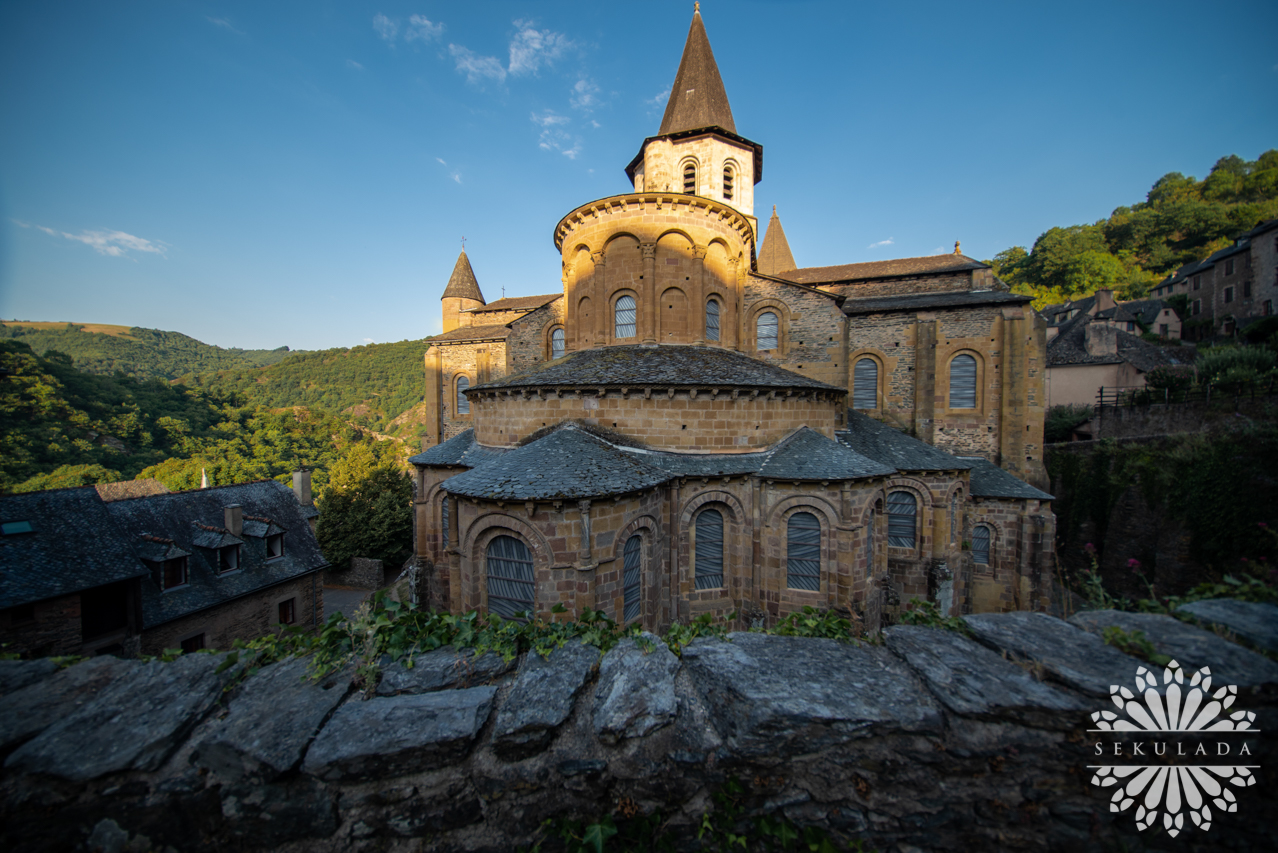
[461,236,467,251]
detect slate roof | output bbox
[103,480,328,629]
[960,457,1053,501]
[471,345,842,392]
[441,425,670,500]
[757,427,894,480]
[464,294,561,314]
[94,479,169,502]
[0,487,149,609]
[441,251,485,303]
[780,254,987,286]
[841,290,1030,316]
[1118,299,1174,327]
[429,323,511,344]
[409,428,510,469]
[757,206,797,275]
[658,10,736,136]
[1048,314,1195,370]
[837,409,975,472]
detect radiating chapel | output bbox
[411,8,1054,632]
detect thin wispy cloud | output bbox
[570,78,600,111]
[26,222,167,258]
[435,157,462,184]
[508,20,573,76]
[532,111,580,159]
[868,238,894,249]
[346,59,364,71]
[405,15,443,43]
[449,44,506,83]
[373,14,397,42]
[206,17,243,35]
[646,88,670,111]
[932,246,947,254]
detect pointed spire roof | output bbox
[658,9,736,136]
[757,206,797,275]
[441,251,485,304]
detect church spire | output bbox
[658,7,736,136]
[757,206,797,275]
[441,250,485,304]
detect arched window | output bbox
[866,508,875,570]
[756,311,779,351]
[853,358,878,409]
[705,299,720,342]
[551,327,565,359]
[441,496,449,550]
[949,354,977,409]
[622,534,642,622]
[694,508,724,590]
[683,162,696,194]
[786,512,821,591]
[486,535,535,618]
[455,375,470,414]
[615,295,636,339]
[887,491,916,548]
[972,525,991,565]
[722,165,734,202]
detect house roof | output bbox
[470,344,843,393]
[463,294,561,314]
[429,323,512,344]
[841,290,1030,316]
[0,487,149,610]
[441,251,485,303]
[409,428,509,469]
[94,479,169,502]
[658,9,736,137]
[757,206,797,275]
[960,457,1053,501]
[1047,313,1195,370]
[837,409,974,472]
[779,254,987,286]
[1119,299,1174,326]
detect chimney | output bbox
[1084,322,1118,357]
[224,504,243,537]
[1094,289,1116,313]
[292,470,313,507]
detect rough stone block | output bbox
[376,645,515,696]
[0,656,140,757]
[303,686,496,781]
[592,633,679,744]
[1176,600,1278,654]
[0,659,59,697]
[491,639,599,759]
[963,611,1142,697]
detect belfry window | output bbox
[551,327,565,359]
[853,358,878,409]
[756,311,779,351]
[786,512,821,591]
[683,162,696,194]
[694,509,724,590]
[623,534,642,622]
[706,299,720,342]
[723,165,734,201]
[949,354,977,409]
[486,535,535,618]
[887,491,916,549]
[615,295,637,339]
[456,375,470,414]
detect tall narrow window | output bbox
[887,491,916,549]
[853,358,878,409]
[456,375,470,414]
[786,512,821,591]
[949,354,977,409]
[722,165,734,201]
[972,525,991,565]
[756,311,779,351]
[706,299,720,342]
[441,497,450,549]
[486,535,535,618]
[551,327,565,359]
[949,495,958,545]
[278,598,296,625]
[615,295,637,339]
[866,508,875,570]
[694,509,724,590]
[683,162,696,194]
[623,534,642,622]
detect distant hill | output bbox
[0,321,300,380]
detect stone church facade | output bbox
[412,9,1053,632]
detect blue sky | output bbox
[2,1,1276,351]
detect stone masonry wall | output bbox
[0,593,84,658]
[2,604,1274,852]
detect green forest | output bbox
[988,149,1278,309]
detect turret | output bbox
[440,250,485,333]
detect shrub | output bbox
[1045,403,1093,442]
[1143,364,1195,392]
[1194,345,1277,387]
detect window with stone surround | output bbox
[887,491,916,549]
[786,512,821,591]
[440,496,450,550]
[486,535,535,618]
[551,327,565,359]
[756,311,779,351]
[722,164,734,202]
[456,375,471,414]
[683,162,696,194]
[278,598,296,625]
[623,535,642,622]
[972,525,991,565]
[853,357,878,409]
[866,507,876,569]
[1224,287,1234,304]
[948,354,978,409]
[694,509,724,590]
[615,295,637,339]
[1225,258,1235,276]
[705,299,720,342]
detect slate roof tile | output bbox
[780,254,987,285]
[960,457,1054,501]
[757,427,895,480]
[1048,314,1195,370]
[658,10,736,136]
[837,409,975,472]
[429,323,511,344]
[409,429,509,468]
[463,294,561,314]
[840,291,1030,316]
[441,251,485,303]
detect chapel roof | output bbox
[470,345,842,392]
[463,294,561,314]
[757,206,797,275]
[658,9,736,137]
[409,428,508,468]
[838,409,975,472]
[441,251,485,303]
[429,323,512,344]
[780,254,988,285]
[960,457,1054,501]
[840,290,1031,316]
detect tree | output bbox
[316,465,414,571]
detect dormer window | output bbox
[219,544,240,574]
[723,165,734,201]
[266,534,285,560]
[683,162,696,194]
[155,557,188,591]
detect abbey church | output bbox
[411,8,1053,632]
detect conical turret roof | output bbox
[757,206,797,275]
[658,9,736,136]
[441,251,485,303]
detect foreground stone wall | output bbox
[1,604,1274,852]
